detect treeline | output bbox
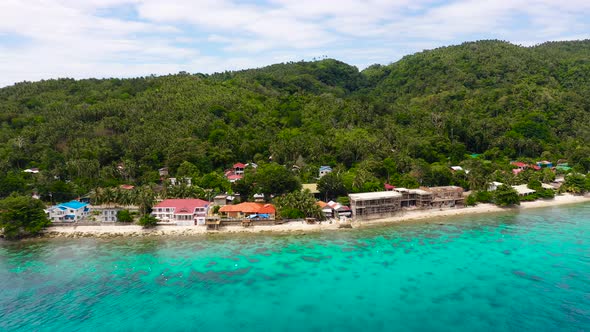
[1,40,590,201]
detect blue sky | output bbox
[0,0,589,87]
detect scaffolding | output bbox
[422,186,464,208]
[349,191,403,219]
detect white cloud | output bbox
[0,0,588,86]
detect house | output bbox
[92,206,122,223]
[169,177,192,186]
[556,163,572,172]
[512,185,536,197]
[224,163,248,183]
[319,166,332,178]
[158,167,169,177]
[226,174,243,183]
[317,201,333,217]
[233,163,246,175]
[335,204,352,217]
[349,191,403,219]
[450,166,463,172]
[23,168,40,174]
[384,183,395,191]
[488,181,504,191]
[511,161,541,175]
[219,202,276,219]
[152,199,209,226]
[511,162,528,175]
[302,183,320,197]
[319,201,352,218]
[213,194,229,207]
[536,161,553,168]
[47,200,90,222]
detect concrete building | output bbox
[349,191,403,219]
[152,199,209,226]
[426,186,465,208]
[47,200,90,222]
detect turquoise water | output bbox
[1,205,589,332]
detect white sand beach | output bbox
[42,193,590,238]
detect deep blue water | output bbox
[1,204,589,332]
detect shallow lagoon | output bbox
[1,204,589,331]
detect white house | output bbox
[47,200,90,222]
[152,199,209,226]
[488,182,504,191]
[512,185,536,197]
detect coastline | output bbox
[41,193,590,239]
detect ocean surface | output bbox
[1,204,589,332]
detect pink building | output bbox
[152,199,209,226]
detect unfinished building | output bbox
[349,191,402,219]
[424,186,464,208]
[393,188,433,208]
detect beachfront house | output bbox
[488,181,504,191]
[152,198,209,226]
[92,206,121,222]
[318,201,352,218]
[218,202,276,220]
[47,200,90,222]
[512,185,536,197]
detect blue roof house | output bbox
[319,166,333,178]
[47,200,90,222]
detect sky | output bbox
[0,0,589,87]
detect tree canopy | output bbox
[0,194,50,239]
[1,40,589,201]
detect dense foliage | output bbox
[116,209,133,223]
[0,194,50,239]
[274,190,324,220]
[493,184,520,206]
[138,214,158,228]
[1,40,589,200]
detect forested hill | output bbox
[1,39,589,199]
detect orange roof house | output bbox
[219,202,276,219]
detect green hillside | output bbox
[1,40,589,200]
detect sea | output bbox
[1,204,589,332]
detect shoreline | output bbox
[40,194,590,239]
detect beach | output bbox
[42,193,590,238]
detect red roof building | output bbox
[227,174,243,182]
[511,162,528,169]
[152,199,209,225]
[219,202,276,219]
